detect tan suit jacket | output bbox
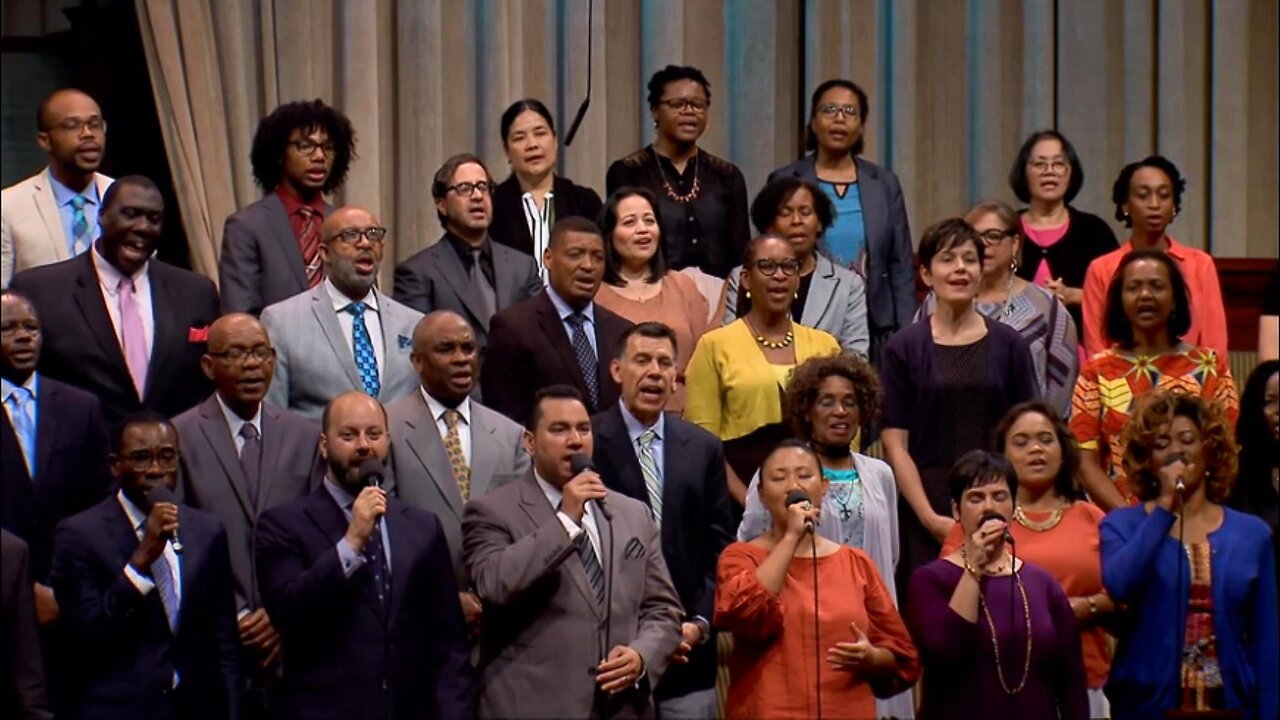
[1,169,113,286]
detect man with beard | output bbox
[2,88,114,286]
[255,391,475,720]
[261,206,422,422]
[9,175,219,424]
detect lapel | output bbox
[1,411,33,489]
[433,239,491,331]
[71,254,134,395]
[303,487,386,623]
[34,378,60,483]
[401,392,464,519]
[195,396,255,521]
[32,171,70,261]
[263,194,309,287]
[384,502,412,628]
[534,293,589,394]
[491,242,525,313]
[467,407,499,498]
[143,265,183,402]
[855,158,885,257]
[516,473,602,619]
[659,416,688,523]
[600,407,647,504]
[371,289,409,395]
[310,286,366,390]
[257,404,293,510]
[801,255,839,328]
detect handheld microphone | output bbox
[146,486,184,555]
[784,489,815,534]
[979,509,1015,546]
[563,0,594,146]
[569,453,611,520]
[357,459,385,489]
[1163,452,1188,494]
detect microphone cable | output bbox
[563,0,593,146]
[811,529,822,720]
[1173,485,1187,712]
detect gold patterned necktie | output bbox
[443,409,471,501]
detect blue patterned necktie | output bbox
[5,388,36,478]
[150,549,180,632]
[69,195,90,254]
[364,524,391,606]
[565,312,599,407]
[345,302,381,396]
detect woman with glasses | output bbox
[769,79,915,363]
[685,235,840,516]
[916,201,1078,415]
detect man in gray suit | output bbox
[172,313,322,717]
[463,385,682,719]
[392,154,542,349]
[386,310,528,631]
[262,206,423,422]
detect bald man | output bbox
[261,206,423,421]
[3,88,115,286]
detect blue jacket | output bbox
[1101,504,1277,720]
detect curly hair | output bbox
[1110,155,1186,227]
[1120,390,1239,503]
[784,354,882,440]
[646,65,711,109]
[991,400,1084,500]
[250,99,357,194]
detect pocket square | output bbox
[188,326,210,342]
[624,537,645,559]
[398,334,412,350]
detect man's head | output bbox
[201,313,276,417]
[410,311,478,405]
[36,88,105,178]
[96,175,164,277]
[523,385,593,487]
[610,322,677,426]
[111,411,180,505]
[432,154,494,242]
[320,206,385,300]
[320,391,390,493]
[0,291,41,384]
[544,217,606,310]
[249,99,356,196]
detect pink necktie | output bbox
[118,277,149,397]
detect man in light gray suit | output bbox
[262,206,423,422]
[463,386,682,719]
[392,154,542,349]
[386,310,528,630]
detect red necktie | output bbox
[298,207,322,288]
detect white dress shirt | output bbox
[215,393,263,457]
[421,389,472,466]
[521,190,554,283]
[535,471,602,560]
[92,244,154,359]
[323,277,385,373]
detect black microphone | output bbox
[358,459,385,489]
[146,486,184,555]
[569,453,611,520]
[1163,452,1188,494]
[980,509,1015,546]
[784,489,815,534]
[563,0,594,146]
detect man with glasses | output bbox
[219,100,357,316]
[262,206,422,422]
[2,88,114,286]
[393,154,541,352]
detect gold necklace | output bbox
[978,568,1033,695]
[1014,502,1065,532]
[743,317,794,349]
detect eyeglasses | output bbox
[289,140,337,157]
[753,258,802,277]
[817,104,860,119]
[979,229,1017,245]
[446,181,494,197]
[328,226,388,245]
[657,98,709,113]
[1028,159,1068,175]
[119,449,179,473]
[47,118,107,134]
[208,346,276,363]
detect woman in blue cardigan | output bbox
[1101,390,1277,720]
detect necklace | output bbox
[1014,502,1065,532]
[655,150,700,203]
[964,554,1033,696]
[743,317,794,349]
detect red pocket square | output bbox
[188,326,210,342]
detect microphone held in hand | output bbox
[784,489,815,534]
[358,459,385,489]
[145,486,184,555]
[979,509,1015,546]
[570,453,612,520]
[1163,452,1188,494]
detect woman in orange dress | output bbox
[715,440,919,719]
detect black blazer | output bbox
[590,405,734,699]
[49,497,240,720]
[10,253,220,425]
[481,291,634,425]
[2,530,50,720]
[1015,206,1118,333]
[1,376,111,582]
[489,174,603,258]
[255,486,475,720]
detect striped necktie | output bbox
[5,388,36,478]
[149,547,180,631]
[69,195,91,255]
[637,429,662,525]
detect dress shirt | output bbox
[521,191,554,282]
[445,232,497,289]
[324,477,392,578]
[118,490,182,606]
[276,183,327,240]
[323,277,386,373]
[421,388,472,466]
[92,243,154,359]
[1,373,39,476]
[214,393,263,457]
[535,471,602,560]
[618,402,664,481]
[48,168,102,256]
[545,286,598,356]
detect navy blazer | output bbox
[768,154,916,331]
[255,485,475,720]
[49,497,240,720]
[1,376,111,582]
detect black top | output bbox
[1016,206,1119,332]
[791,269,816,322]
[1264,263,1280,317]
[489,174,603,258]
[606,145,750,278]
[445,232,496,287]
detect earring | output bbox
[653,120,659,129]
[794,292,799,300]
[1009,260,1018,273]
[745,290,752,300]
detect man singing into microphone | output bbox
[463,385,683,719]
[255,391,474,720]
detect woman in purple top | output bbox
[906,450,1088,720]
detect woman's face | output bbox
[954,479,1015,536]
[968,211,1019,278]
[1002,411,1062,493]
[504,109,558,179]
[610,195,660,270]
[1025,138,1071,203]
[758,446,828,526]
[921,238,981,305]
[1123,166,1176,235]
[810,86,864,155]
[1151,415,1207,495]
[1120,258,1175,337]
[651,79,709,145]
[1264,372,1279,442]
[809,375,860,448]
[767,188,821,259]
[741,238,801,315]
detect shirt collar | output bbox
[47,168,99,208]
[534,471,564,510]
[1121,236,1188,261]
[214,393,263,441]
[323,277,379,313]
[545,286,594,324]
[1,373,39,403]
[618,402,663,444]
[116,489,149,533]
[420,388,471,427]
[323,476,357,511]
[445,232,492,262]
[91,241,149,289]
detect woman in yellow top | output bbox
[685,234,841,512]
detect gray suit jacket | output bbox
[391,235,542,348]
[385,390,530,585]
[462,472,683,719]
[218,193,333,316]
[260,285,424,421]
[723,253,870,356]
[172,394,323,612]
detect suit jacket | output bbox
[9,253,219,425]
[590,406,734,699]
[385,390,530,585]
[391,235,542,348]
[1,376,111,582]
[49,497,240,720]
[1,169,114,287]
[722,252,871,356]
[2,530,50,720]
[172,395,323,613]
[462,471,683,719]
[218,193,334,316]
[489,174,604,258]
[255,486,475,720]
[769,155,916,331]
[481,291,634,425]
[261,285,423,422]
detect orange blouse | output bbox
[715,542,919,719]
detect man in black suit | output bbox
[9,175,220,424]
[1,289,110,627]
[591,321,734,718]
[482,217,634,425]
[255,391,474,720]
[50,411,240,720]
[2,530,51,720]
